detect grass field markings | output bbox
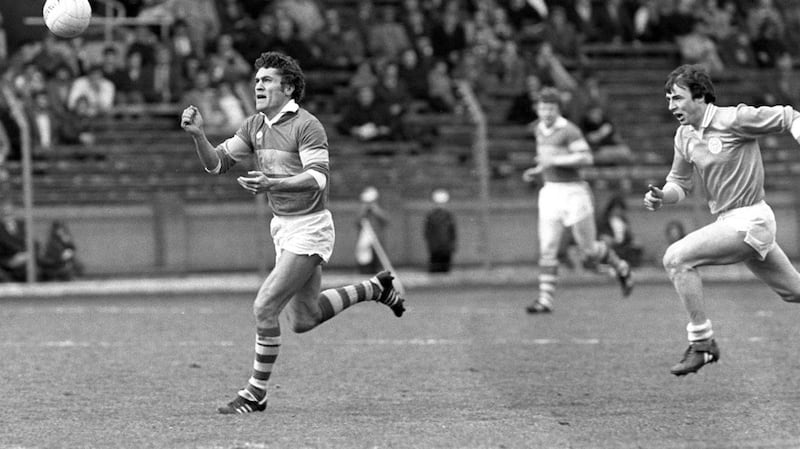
[3,306,215,315]
[0,340,237,348]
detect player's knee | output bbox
[253,297,281,322]
[662,246,689,277]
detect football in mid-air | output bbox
[43,0,92,38]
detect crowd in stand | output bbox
[0,0,798,165]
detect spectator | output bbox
[150,44,185,103]
[355,186,390,274]
[750,19,787,68]
[116,49,150,107]
[430,6,468,66]
[375,61,413,120]
[30,33,79,78]
[0,200,34,283]
[530,42,578,93]
[125,25,159,67]
[401,4,432,45]
[424,188,457,273]
[216,81,247,133]
[580,103,634,166]
[591,0,636,44]
[208,33,251,86]
[216,0,258,53]
[758,52,799,107]
[398,48,431,104]
[38,220,83,282]
[676,21,726,76]
[265,15,318,69]
[632,0,665,43]
[597,195,643,268]
[273,0,326,42]
[366,4,412,60]
[168,19,196,64]
[337,85,398,142]
[506,73,542,125]
[180,69,226,134]
[504,0,547,40]
[314,8,365,70]
[717,25,756,69]
[542,5,583,64]
[746,0,784,43]
[68,65,116,117]
[426,59,459,114]
[27,91,56,156]
[658,0,697,42]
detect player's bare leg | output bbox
[219,252,319,414]
[745,244,800,303]
[663,222,753,375]
[571,216,634,297]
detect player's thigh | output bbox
[570,213,598,255]
[745,244,800,300]
[255,251,322,313]
[664,220,754,268]
[538,214,565,260]
[285,264,323,318]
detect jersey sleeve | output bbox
[565,123,591,153]
[728,104,798,138]
[213,116,256,173]
[665,128,694,193]
[297,116,330,177]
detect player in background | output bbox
[522,87,634,314]
[644,64,800,376]
[180,52,405,414]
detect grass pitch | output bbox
[2,281,800,448]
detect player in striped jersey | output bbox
[645,64,800,376]
[180,52,405,414]
[522,87,634,314]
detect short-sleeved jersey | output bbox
[214,106,330,216]
[532,116,592,183]
[666,103,799,215]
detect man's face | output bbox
[666,84,705,128]
[535,101,560,127]
[254,67,291,114]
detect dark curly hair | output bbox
[664,64,716,104]
[254,51,306,102]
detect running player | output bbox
[180,52,405,414]
[522,87,634,314]
[644,64,800,376]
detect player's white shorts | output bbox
[538,181,595,227]
[271,209,335,264]
[716,200,776,260]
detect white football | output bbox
[43,0,92,38]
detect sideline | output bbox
[0,264,760,300]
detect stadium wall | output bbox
[27,193,800,276]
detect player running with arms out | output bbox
[522,87,634,314]
[645,64,800,376]
[180,51,405,414]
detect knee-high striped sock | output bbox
[538,263,558,308]
[596,241,630,276]
[317,277,382,322]
[241,326,281,403]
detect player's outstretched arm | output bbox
[180,105,220,172]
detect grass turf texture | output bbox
[2,282,800,448]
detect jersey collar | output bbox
[694,103,716,139]
[537,116,568,136]
[261,100,299,128]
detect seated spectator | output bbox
[67,65,116,117]
[676,22,725,76]
[265,15,319,69]
[150,44,185,103]
[717,26,756,69]
[597,195,643,268]
[273,0,326,42]
[397,48,431,104]
[542,5,583,64]
[591,0,636,44]
[0,200,34,283]
[57,95,96,147]
[579,103,634,166]
[426,59,459,114]
[180,69,227,134]
[375,61,413,119]
[430,6,468,66]
[38,220,83,282]
[530,42,578,93]
[314,8,366,70]
[208,33,251,86]
[337,85,399,142]
[27,91,56,156]
[366,4,412,60]
[506,73,542,124]
[750,19,787,68]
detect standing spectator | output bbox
[38,220,83,282]
[424,188,457,273]
[375,62,412,123]
[150,44,184,103]
[580,103,634,166]
[180,69,226,134]
[355,186,390,274]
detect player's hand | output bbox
[522,166,543,183]
[180,105,204,135]
[237,171,276,195]
[643,184,664,211]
